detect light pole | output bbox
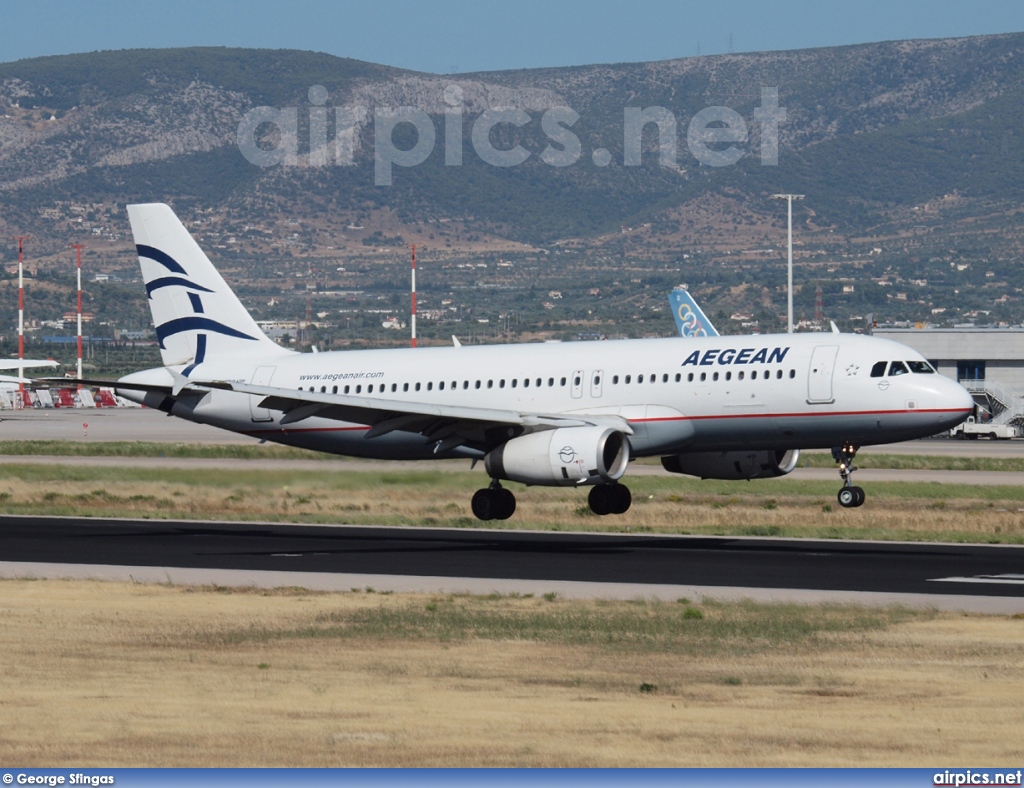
[771,194,804,334]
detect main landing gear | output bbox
[470,481,633,520]
[832,442,865,508]
[587,482,632,516]
[471,480,517,521]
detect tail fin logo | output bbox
[669,289,719,338]
[136,243,260,358]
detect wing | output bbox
[51,374,633,455]
[212,379,633,453]
[0,359,58,371]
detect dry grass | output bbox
[0,464,1022,543]
[1,579,1022,766]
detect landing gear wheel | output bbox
[588,484,612,515]
[832,442,867,509]
[588,483,632,515]
[471,488,496,521]
[838,486,865,508]
[495,488,516,520]
[609,484,632,514]
[471,485,517,521]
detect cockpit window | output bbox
[870,361,887,378]
[908,361,935,374]
[889,361,909,376]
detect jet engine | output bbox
[485,427,629,486]
[661,449,800,480]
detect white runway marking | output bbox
[930,574,1024,585]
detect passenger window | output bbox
[402,383,408,392]
[751,371,757,380]
[438,382,444,391]
[356,385,362,394]
[638,375,644,384]
[391,384,397,392]
[776,370,783,379]
[574,375,581,386]
[700,372,706,382]
[487,380,493,389]
[345,385,351,394]
[789,369,795,379]
[625,375,631,384]
[613,375,619,384]
[889,361,909,377]
[675,373,681,382]
[415,383,421,391]
[738,371,744,380]
[725,371,732,381]
[594,375,601,385]
[511,379,517,388]
[332,385,338,394]
[427,382,433,391]
[713,372,719,381]
[475,380,481,389]
[523,378,529,388]
[499,379,505,388]
[368,384,374,393]
[463,381,469,389]
[560,377,567,386]
[908,361,935,374]
[687,373,694,382]
[870,361,887,378]
[663,374,669,383]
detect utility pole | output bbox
[14,236,27,406]
[72,244,84,385]
[409,244,417,348]
[770,194,804,333]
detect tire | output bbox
[609,484,632,515]
[588,484,612,515]
[838,488,858,508]
[471,489,495,521]
[850,486,866,507]
[495,488,516,520]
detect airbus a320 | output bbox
[68,204,974,519]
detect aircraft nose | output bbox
[941,377,975,428]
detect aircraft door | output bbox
[807,345,839,404]
[571,370,584,399]
[590,370,604,398]
[249,365,277,422]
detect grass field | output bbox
[1,580,1022,766]
[1,460,1022,543]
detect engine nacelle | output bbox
[485,427,629,487]
[661,449,800,480]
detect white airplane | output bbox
[79,204,974,518]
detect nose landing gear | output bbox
[832,443,865,508]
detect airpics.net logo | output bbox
[236,84,787,185]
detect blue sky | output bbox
[3,0,1024,72]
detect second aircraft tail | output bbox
[669,288,719,338]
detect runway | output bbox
[1,515,1022,613]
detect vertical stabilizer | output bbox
[127,203,290,368]
[668,288,719,337]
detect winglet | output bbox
[452,336,462,347]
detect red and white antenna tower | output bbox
[14,236,27,405]
[409,244,417,348]
[72,244,85,385]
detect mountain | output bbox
[2,37,1024,335]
